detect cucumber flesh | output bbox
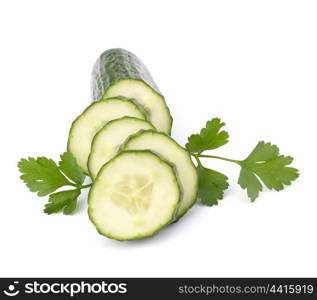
[91,48,172,134]
[88,151,181,241]
[104,80,171,134]
[67,97,145,173]
[122,130,198,219]
[88,117,154,179]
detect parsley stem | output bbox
[68,182,92,189]
[192,154,202,166]
[196,154,241,164]
[80,183,92,189]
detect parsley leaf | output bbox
[44,189,80,215]
[186,118,229,153]
[18,157,72,196]
[59,152,85,185]
[238,168,263,201]
[197,164,229,206]
[238,141,299,201]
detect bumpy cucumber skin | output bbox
[87,116,155,179]
[121,129,199,221]
[91,48,172,134]
[92,48,160,100]
[87,150,182,241]
[67,97,146,175]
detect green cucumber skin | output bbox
[88,150,182,241]
[121,129,199,220]
[92,48,161,101]
[91,48,172,134]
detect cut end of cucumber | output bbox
[88,116,154,179]
[67,97,146,173]
[122,130,199,220]
[103,79,172,135]
[88,150,181,241]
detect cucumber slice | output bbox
[122,130,198,219]
[88,150,181,241]
[67,97,145,173]
[91,48,172,134]
[88,117,154,179]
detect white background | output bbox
[1,0,316,277]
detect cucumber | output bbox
[88,117,154,179]
[122,130,198,220]
[88,150,181,241]
[91,48,172,134]
[67,97,146,173]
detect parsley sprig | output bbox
[18,152,91,214]
[187,118,299,205]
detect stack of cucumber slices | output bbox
[68,49,198,241]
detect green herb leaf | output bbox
[59,152,85,185]
[197,165,229,206]
[238,141,299,201]
[62,198,78,215]
[186,118,229,153]
[238,168,263,201]
[18,157,71,196]
[44,189,80,215]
